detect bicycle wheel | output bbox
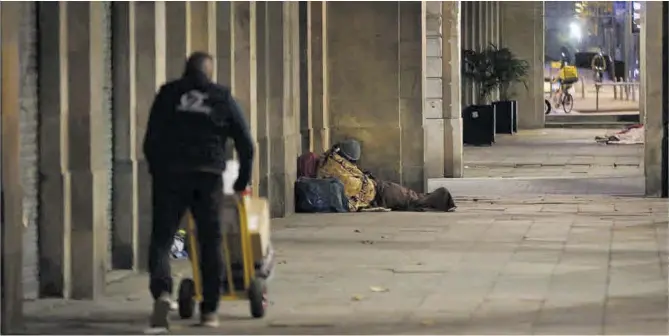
[562,93,574,113]
[544,99,552,115]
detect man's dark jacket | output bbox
[143,76,254,191]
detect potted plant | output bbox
[489,44,530,134]
[461,46,498,145]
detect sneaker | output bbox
[150,294,172,329]
[199,313,220,328]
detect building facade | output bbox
[1,1,666,333]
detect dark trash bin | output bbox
[462,104,495,146]
[493,100,517,134]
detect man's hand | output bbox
[233,180,247,194]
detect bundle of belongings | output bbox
[594,124,644,145]
[171,161,275,288]
[295,139,456,213]
[170,229,189,260]
[219,193,275,289]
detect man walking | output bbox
[143,51,254,329]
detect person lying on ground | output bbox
[318,140,456,212]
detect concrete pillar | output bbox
[485,2,493,48]
[442,2,463,178]
[66,2,109,300]
[308,2,329,154]
[424,1,445,179]
[325,2,424,188]
[165,1,216,80]
[461,2,474,107]
[298,2,311,154]
[477,2,485,49]
[256,2,270,198]
[423,1,463,180]
[490,1,499,101]
[1,1,25,331]
[111,2,166,271]
[38,1,109,300]
[215,3,236,162]
[641,1,664,196]
[500,1,544,129]
[491,1,499,47]
[267,2,299,217]
[36,2,70,298]
[165,2,190,80]
[190,2,216,56]
[288,2,302,160]
[399,2,424,191]
[327,2,401,183]
[216,2,232,85]
[231,2,260,195]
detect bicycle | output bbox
[554,87,574,114]
[547,77,575,114]
[544,77,553,115]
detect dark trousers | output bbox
[149,171,224,314]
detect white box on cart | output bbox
[220,195,271,265]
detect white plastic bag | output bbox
[222,160,240,195]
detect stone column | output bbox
[37,2,71,298]
[190,2,216,55]
[490,1,499,101]
[38,1,109,300]
[485,2,493,48]
[423,1,445,179]
[216,2,232,85]
[165,2,216,80]
[256,2,270,198]
[478,2,486,49]
[288,2,302,160]
[460,2,474,107]
[500,1,544,129]
[423,1,463,180]
[308,1,329,154]
[231,2,260,195]
[399,2,424,191]
[111,2,166,271]
[165,2,190,80]
[641,1,663,196]
[267,2,299,217]
[1,1,25,331]
[67,2,109,300]
[490,1,499,47]
[327,2,402,182]
[298,2,311,154]
[442,1,463,178]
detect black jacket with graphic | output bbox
[143,77,254,191]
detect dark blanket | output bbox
[373,180,456,212]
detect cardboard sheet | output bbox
[220,196,271,264]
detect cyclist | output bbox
[552,60,579,107]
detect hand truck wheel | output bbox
[248,278,268,318]
[177,278,196,319]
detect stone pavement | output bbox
[549,76,640,113]
[464,129,643,179]
[22,195,667,335]
[427,129,646,198]
[570,90,640,113]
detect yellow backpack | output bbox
[560,65,579,83]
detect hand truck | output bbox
[177,193,268,319]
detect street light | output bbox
[570,21,582,42]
